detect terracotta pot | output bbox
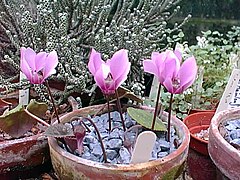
[184,112,214,155]
[0,96,51,178]
[189,109,215,115]
[0,133,50,179]
[208,108,240,180]
[48,104,190,180]
[183,112,216,180]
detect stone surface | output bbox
[119,147,131,164]
[106,149,118,160]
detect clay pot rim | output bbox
[210,108,240,158]
[48,104,190,170]
[184,111,215,144]
[0,133,46,147]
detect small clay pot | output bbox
[208,108,240,180]
[184,111,214,155]
[183,111,216,180]
[48,104,190,180]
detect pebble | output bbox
[84,134,98,145]
[92,145,103,157]
[108,138,123,149]
[158,139,170,151]
[229,129,240,140]
[109,128,124,139]
[230,138,240,145]
[224,119,240,150]
[157,151,169,158]
[119,147,131,164]
[106,149,118,160]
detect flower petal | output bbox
[94,68,107,93]
[101,63,111,79]
[143,60,158,77]
[161,51,180,81]
[20,47,32,81]
[35,52,47,72]
[114,61,130,89]
[152,51,166,68]
[163,77,174,94]
[32,72,40,84]
[174,49,182,63]
[43,50,58,80]
[88,48,104,76]
[179,56,197,91]
[24,47,37,70]
[108,49,130,82]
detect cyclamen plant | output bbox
[20,47,60,125]
[44,47,197,164]
[143,48,197,141]
[88,48,131,132]
[0,47,60,139]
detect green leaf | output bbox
[0,100,48,138]
[127,107,167,131]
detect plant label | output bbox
[130,131,156,164]
[19,72,29,106]
[216,69,240,113]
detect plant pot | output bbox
[208,108,240,180]
[183,112,216,180]
[0,93,51,179]
[0,133,50,179]
[189,109,215,115]
[48,104,190,180]
[184,112,215,155]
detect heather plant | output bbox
[0,0,190,106]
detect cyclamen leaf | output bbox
[127,107,167,131]
[44,123,74,138]
[0,100,48,138]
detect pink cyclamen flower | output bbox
[20,47,58,84]
[143,49,197,94]
[143,50,181,84]
[88,48,130,95]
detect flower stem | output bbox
[115,89,126,131]
[24,109,50,127]
[105,95,111,132]
[45,80,60,124]
[83,117,108,163]
[167,93,174,142]
[151,83,162,130]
